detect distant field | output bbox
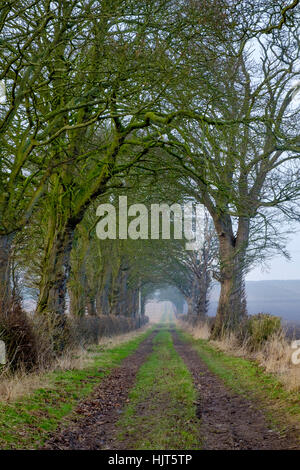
[209,280,300,325]
[208,300,300,325]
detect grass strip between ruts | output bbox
[116,327,202,450]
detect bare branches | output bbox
[258,0,299,34]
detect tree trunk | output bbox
[109,260,129,316]
[36,224,75,316]
[109,267,121,315]
[196,278,209,319]
[86,297,96,316]
[213,222,248,337]
[186,296,194,316]
[69,288,86,316]
[0,233,13,309]
[126,289,138,318]
[96,269,111,315]
[141,296,146,317]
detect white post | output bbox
[0,340,6,365]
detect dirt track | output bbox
[43,327,299,450]
[171,331,298,450]
[43,331,156,450]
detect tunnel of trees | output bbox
[0,0,300,359]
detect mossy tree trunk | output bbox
[0,234,13,308]
[36,214,75,316]
[212,216,249,337]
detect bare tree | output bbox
[158,9,300,334]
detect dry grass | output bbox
[177,320,211,340]
[211,332,249,357]
[0,323,151,403]
[255,333,300,391]
[95,322,151,349]
[0,346,89,403]
[213,330,300,391]
[179,319,300,392]
[0,366,50,403]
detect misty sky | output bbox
[247,230,300,281]
[243,49,300,282]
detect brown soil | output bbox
[43,331,157,450]
[172,331,299,450]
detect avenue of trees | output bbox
[0,0,300,344]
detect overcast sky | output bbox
[247,230,300,281]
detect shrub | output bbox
[31,313,74,368]
[69,315,148,347]
[0,304,38,371]
[246,313,282,351]
[0,306,148,373]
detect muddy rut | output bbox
[43,327,298,450]
[172,331,298,450]
[43,331,157,450]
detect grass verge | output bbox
[0,327,153,450]
[116,327,201,450]
[177,328,300,438]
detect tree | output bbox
[158,13,300,334]
[0,0,123,306]
[32,0,230,315]
[0,0,189,312]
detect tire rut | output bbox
[171,330,299,450]
[43,330,157,450]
